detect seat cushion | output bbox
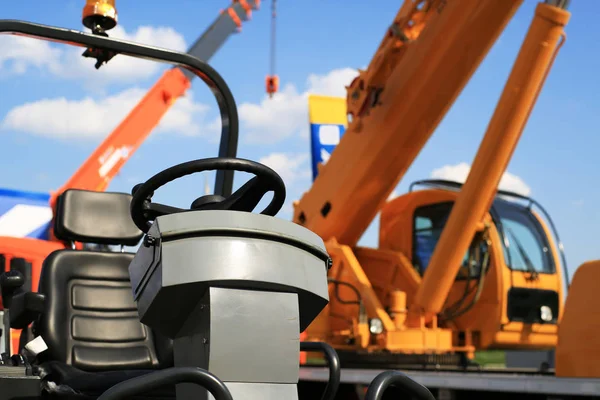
[35,250,171,371]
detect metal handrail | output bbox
[365,370,436,400]
[0,20,239,197]
[300,341,341,400]
[97,367,232,400]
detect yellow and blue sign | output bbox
[308,95,348,181]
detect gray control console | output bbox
[129,210,330,400]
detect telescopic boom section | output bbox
[410,1,570,322]
[293,0,522,246]
[49,0,259,209]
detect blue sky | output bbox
[0,1,598,278]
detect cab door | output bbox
[492,199,562,327]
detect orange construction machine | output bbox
[295,0,597,379]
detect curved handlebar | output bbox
[365,370,436,400]
[300,341,341,400]
[97,367,233,400]
[0,19,238,197]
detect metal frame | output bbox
[300,342,341,400]
[0,20,239,197]
[96,367,233,400]
[299,367,600,397]
[365,370,435,400]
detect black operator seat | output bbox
[9,189,173,398]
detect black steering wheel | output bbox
[130,157,286,233]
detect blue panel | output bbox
[0,188,50,204]
[309,123,346,181]
[25,223,52,240]
[0,188,52,239]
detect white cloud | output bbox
[388,189,399,201]
[258,152,312,217]
[1,87,209,140]
[258,152,311,184]
[0,35,62,74]
[430,162,531,196]
[0,64,359,143]
[306,68,360,97]
[157,94,210,136]
[0,25,186,86]
[239,67,359,143]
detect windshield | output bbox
[412,199,555,276]
[492,198,555,274]
[413,202,479,278]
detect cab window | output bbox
[412,202,477,278]
[492,199,554,274]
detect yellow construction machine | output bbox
[294,0,599,379]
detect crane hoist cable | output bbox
[266,0,279,98]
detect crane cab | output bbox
[378,180,565,351]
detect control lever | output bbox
[1,270,25,355]
[0,352,12,365]
[1,270,25,309]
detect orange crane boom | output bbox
[295,0,594,380]
[53,68,189,197]
[293,0,522,245]
[49,0,260,210]
[411,1,569,321]
[0,0,259,330]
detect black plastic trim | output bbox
[507,287,559,324]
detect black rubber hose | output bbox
[300,341,341,400]
[96,367,233,400]
[365,370,436,400]
[328,278,362,305]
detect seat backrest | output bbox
[34,189,172,371]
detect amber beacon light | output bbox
[82,0,118,34]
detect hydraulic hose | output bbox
[365,370,436,400]
[300,341,341,400]
[97,367,232,400]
